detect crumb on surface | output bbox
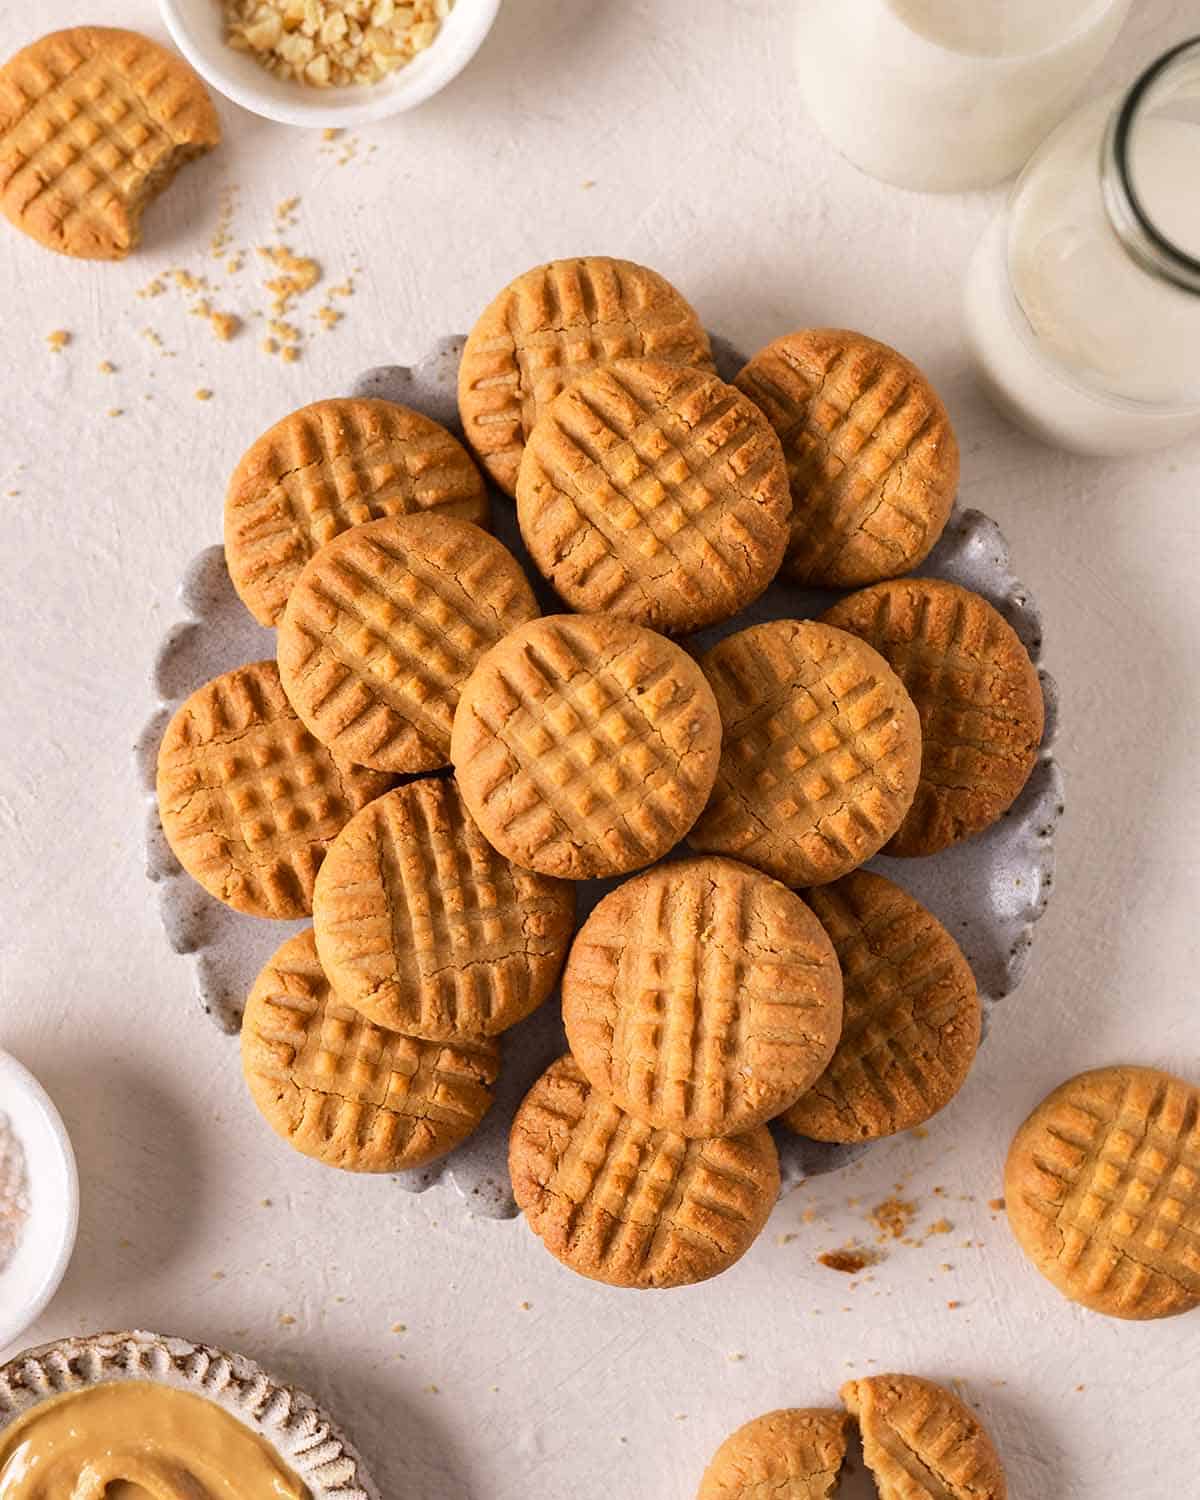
[279,1313,296,1326]
[98,359,116,374]
[988,1197,1006,1212]
[107,407,124,417]
[195,388,213,401]
[46,329,70,352]
[871,1196,917,1241]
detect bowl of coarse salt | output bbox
[0,1052,78,1353]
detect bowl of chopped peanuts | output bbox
[160,0,502,127]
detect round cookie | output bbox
[821,578,1044,857]
[516,359,789,633]
[563,857,843,1138]
[697,1409,849,1500]
[451,614,722,880]
[1004,1064,1200,1320]
[241,929,500,1172]
[841,1375,1007,1500]
[458,256,714,497]
[225,398,489,627]
[509,1054,780,1289]
[312,777,574,1040]
[277,515,539,774]
[735,329,958,587]
[156,660,391,919]
[0,28,220,261]
[687,620,921,886]
[783,871,980,1143]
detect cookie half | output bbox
[697,1409,848,1500]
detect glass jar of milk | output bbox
[795,0,1132,192]
[965,39,1200,455]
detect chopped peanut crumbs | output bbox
[223,0,454,89]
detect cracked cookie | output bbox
[1004,1064,1200,1319]
[563,856,843,1138]
[451,613,722,880]
[241,928,500,1171]
[783,871,979,1143]
[510,1053,779,1288]
[458,256,715,497]
[697,1408,848,1500]
[156,659,392,919]
[516,358,789,633]
[687,620,921,885]
[225,398,489,627]
[822,578,1043,856]
[312,776,574,1039]
[277,514,539,774]
[735,328,958,587]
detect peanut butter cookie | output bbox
[156,660,391,919]
[783,872,979,1143]
[277,515,538,774]
[458,257,714,496]
[1005,1064,1200,1319]
[0,28,220,260]
[241,929,499,1171]
[510,1054,779,1289]
[517,359,789,633]
[312,777,574,1040]
[735,329,958,587]
[697,1409,849,1500]
[225,398,489,627]
[822,579,1044,856]
[563,857,842,1138]
[687,620,921,885]
[451,614,722,880]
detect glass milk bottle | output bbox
[964,39,1200,456]
[795,0,1132,192]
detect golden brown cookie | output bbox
[0,27,220,261]
[1004,1065,1200,1320]
[241,929,499,1171]
[458,257,714,497]
[841,1375,1006,1500]
[156,660,391,919]
[225,398,489,627]
[277,515,538,774]
[451,614,722,880]
[697,1409,848,1500]
[735,329,958,587]
[509,1054,779,1289]
[822,579,1044,857]
[687,620,920,886]
[312,777,574,1039]
[783,872,979,1143]
[516,359,789,633]
[563,857,842,1138]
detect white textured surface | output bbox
[0,4,1197,1498]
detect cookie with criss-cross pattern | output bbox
[241,928,500,1171]
[697,1409,849,1500]
[156,660,391,919]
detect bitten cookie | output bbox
[277,515,539,774]
[451,614,722,880]
[687,620,921,885]
[458,256,714,496]
[156,660,391,919]
[697,1409,849,1500]
[563,857,843,1138]
[0,28,220,260]
[735,329,958,587]
[783,871,980,1143]
[510,1054,779,1289]
[312,777,574,1040]
[241,929,500,1171]
[516,359,789,633]
[225,398,489,627]
[841,1375,1007,1500]
[1005,1064,1200,1320]
[822,579,1044,856]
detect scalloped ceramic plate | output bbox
[136,335,1064,1217]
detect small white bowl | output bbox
[159,0,502,128]
[0,1052,78,1354]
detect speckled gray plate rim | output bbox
[137,333,1065,1218]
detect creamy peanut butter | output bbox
[0,1381,311,1499]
